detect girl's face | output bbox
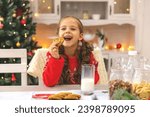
[58,17,83,48]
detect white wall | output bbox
[140,0,150,58]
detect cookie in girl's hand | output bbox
[53,37,64,46]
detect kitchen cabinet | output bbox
[31,0,60,24]
[109,0,136,21]
[31,0,136,26]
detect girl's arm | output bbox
[90,53,100,84]
[42,52,64,87]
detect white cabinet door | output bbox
[109,0,135,20]
[31,0,60,24]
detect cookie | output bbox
[53,37,64,46]
[63,94,81,100]
[48,95,62,100]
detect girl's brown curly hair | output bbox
[57,16,94,84]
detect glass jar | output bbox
[109,56,134,100]
[133,68,150,83]
[82,10,89,19]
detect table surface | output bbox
[0,84,108,91]
[0,85,109,100]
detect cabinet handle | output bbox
[110,5,112,15]
[57,5,59,15]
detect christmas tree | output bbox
[0,0,41,85]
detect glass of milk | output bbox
[81,64,95,95]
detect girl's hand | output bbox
[49,41,60,59]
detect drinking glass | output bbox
[81,64,95,95]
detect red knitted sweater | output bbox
[43,52,100,87]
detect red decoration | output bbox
[116,43,122,49]
[27,51,33,56]
[20,19,26,25]
[11,73,16,82]
[0,22,4,29]
[16,8,23,16]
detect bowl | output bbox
[92,14,101,20]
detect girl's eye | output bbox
[70,28,76,31]
[59,27,78,31]
[60,27,66,30]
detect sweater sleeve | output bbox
[42,52,65,87]
[90,53,100,84]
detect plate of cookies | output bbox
[32,91,81,100]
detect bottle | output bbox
[128,51,138,68]
[125,51,138,83]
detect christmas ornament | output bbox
[0,17,4,21]
[0,22,4,29]
[16,41,21,47]
[11,73,16,82]
[12,13,16,17]
[27,51,33,56]
[20,19,26,25]
[116,43,122,49]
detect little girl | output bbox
[43,16,99,87]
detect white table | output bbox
[0,85,109,100]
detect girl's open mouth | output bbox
[64,35,72,41]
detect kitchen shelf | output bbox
[80,19,136,26]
